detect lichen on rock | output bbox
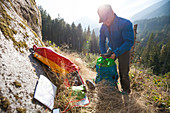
[0,0,48,112]
[0,95,11,111]
[16,107,26,113]
[13,80,21,88]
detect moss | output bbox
[36,18,38,25]
[13,40,29,52]
[21,20,29,28]
[12,29,17,34]
[15,48,19,51]
[0,18,28,52]
[0,21,14,40]
[20,16,45,47]
[34,39,38,45]
[16,107,26,113]
[20,50,24,53]
[31,29,38,38]
[0,3,26,52]
[31,30,45,47]
[0,11,28,51]
[21,20,45,46]
[19,23,26,29]
[0,3,13,25]
[0,96,11,111]
[13,80,21,88]
[8,0,15,11]
[0,0,10,10]
[18,41,27,48]
[29,0,36,8]
[2,0,18,14]
[29,93,33,98]
[24,32,29,38]
[0,0,44,51]
[0,17,6,23]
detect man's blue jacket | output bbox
[99,14,134,57]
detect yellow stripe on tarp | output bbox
[33,52,69,75]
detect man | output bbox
[97,4,134,95]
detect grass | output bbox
[42,63,84,113]
[37,40,170,113]
[130,66,170,113]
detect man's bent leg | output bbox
[118,51,131,94]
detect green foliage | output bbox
[83,53,99,69]
[134,15,170,75]
[134,15,170,34]
[139,34,170,74]
[130,69,170,112]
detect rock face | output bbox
[11,0,42,39]
[0,0,48,112]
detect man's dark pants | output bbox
[117,51,131,94]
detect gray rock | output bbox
[0,0,50,112]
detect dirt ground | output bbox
[62,51,157,113]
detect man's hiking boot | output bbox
[120,91,130,95]
[86,80,95,90]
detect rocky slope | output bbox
[0,0,48,112]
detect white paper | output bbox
[53,108,60,113]
[34,75,57,110]
[76,96,89,106]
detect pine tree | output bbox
[141,33,154,67]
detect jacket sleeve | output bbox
[113,21,134,57]
[99,26,107,54]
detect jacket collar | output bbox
[111,13,118,26]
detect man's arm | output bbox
[113,21,134,57]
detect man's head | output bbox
[97,4,115,26]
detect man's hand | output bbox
[100,54,107,58]
[100,52,112,58]
[109,53,116,59]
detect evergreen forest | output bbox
[134,15,170,75]
[39,6,170,75]
[39,6,100,54]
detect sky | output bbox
[35,0,162,26]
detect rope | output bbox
[62,97,90,113]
